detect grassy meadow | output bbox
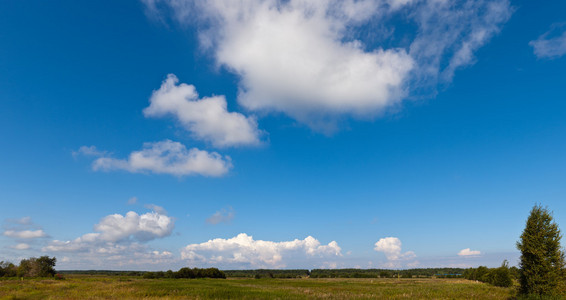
[0,276,516,299]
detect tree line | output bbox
[142,267,225,279]
[0,256,56,278]
[310,268,466,278]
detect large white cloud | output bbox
[181,233,342,269]
[45,210,173,252]
[94,211,174,243]
[145,0,511,130]
[144,74,262,147]
[89,140,232,177]
[374,237,417,268]
[530,24,566,59]
[43,210,176,269]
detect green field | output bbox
[0,276,515,299]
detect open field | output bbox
[0,276,515,299]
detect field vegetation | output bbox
[0,275,516,299]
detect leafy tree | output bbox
[17,256,56,277]
[0,261,17,277]
[37,256,57,277]
[517,205,566,296]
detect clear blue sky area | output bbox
[1,0,565,270]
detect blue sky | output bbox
[1,0,566,270]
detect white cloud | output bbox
[144,74,262,147]
[530,24,566,59]
[3,229,46,239]
[374,237,417,268]
[205,207,235,225]
[45,210,174,252]
[94,211,174,243]
[458,248,481,256]
[145,0,511,131]
[43,210,176,269]
[91,140,232,177]
[181,233,342,269]
[12,243,31,250]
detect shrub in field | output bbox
[463,261,512,287]
[517,205,566,296]
[490,261,513,287]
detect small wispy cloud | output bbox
[72,145,108,158]
[144,204,167,215]
[530,23,566,59]
[205,207,235,225]
[128,197,138,205]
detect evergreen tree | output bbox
[516,204,566,296]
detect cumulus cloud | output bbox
[374,237,417,268]
[144,0,511,130]
[45,210,173,252]
[458,248,481,256]
[94,211,174,243]
[43,210,176,269]
[205,207,235,225]
[181,233,342,268]
[144,74,262,147]
[530,24,566,59]
[89,140,232,177]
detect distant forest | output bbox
[58,268,468,279]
